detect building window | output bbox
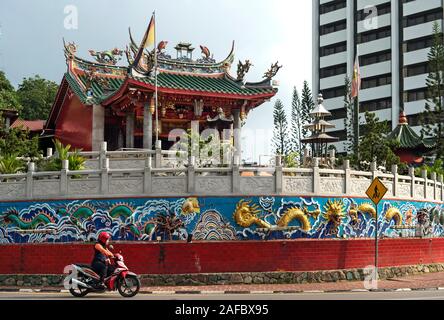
[404,88,429,102]
[320,19,347,36]
[329,108,347,120]
[359,50,391,66]
[405,62,430,77]
[320,0,346,15]
[357,2,391,21]
[361,74,392,89]
[320,41,347,57]
[360,98,392,113]
[320,63,347,78]
[357,26,391,44]
[403,8,443,28]
[322,86,346,99]
[404,35,436,52]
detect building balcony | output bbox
[320,29,347,47]
[360,84,391,101]
[404,48,430,66]
[403,0,443,17]
[320,7,347,26]
[320,73,347,90]
[360,60,391,78]
[357,12,391,34]
[404,20,443,41]
[358,37,391,56]
[404,73,428,91]
[320,51,348,69]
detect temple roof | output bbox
[387,112,436,150]
[61,28,279,106]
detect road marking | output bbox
[201,291,224,295]
[152,291,175,295]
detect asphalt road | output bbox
[1,290,444,300]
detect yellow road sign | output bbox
[366,178,388,205]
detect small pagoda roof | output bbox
[303,119,335,130]
[301,133,339,143]
[310,94,331,117]
[387,112,437,150]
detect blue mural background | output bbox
[0,196,443,243]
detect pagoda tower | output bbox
[301,94,339,162]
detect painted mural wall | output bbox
[0,196,443,244]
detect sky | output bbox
[0,0,313,162]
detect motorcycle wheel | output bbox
[69,286,90,297]
[117,275,140,298]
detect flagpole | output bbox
[154,10,159,148]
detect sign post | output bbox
[366,177,388,283]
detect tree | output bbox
[343,76,359,162]
[272,99,289,156]
[359,112,399,169]
[0,71,21,111]
[0,113,40,160]
[301,81,314,141]
[290,87,302,155]
[420,22,444,161]
[17,75,59,120]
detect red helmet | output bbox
[98,232,111,244]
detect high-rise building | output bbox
[312,0,443,153]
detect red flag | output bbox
[133,14,155,68]
[351,54,361,99]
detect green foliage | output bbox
[17,75,59,120]
[283,151,299,168]
[0,154,25,174]
[420,22,444,161]
[301,81,314,140]
[0,117,40,158]
[0,71,21,112]
[343,76,359,158]
[174,129,231,167]
[358,112,400,169]
[415,159,444,179]
[290,87,302,156]
[272,99,289,156]
[39,139,85,171]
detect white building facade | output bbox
[313,0,444,153]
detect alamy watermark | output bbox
[64,5,78,30]
[363,265,379,290]
[363,5,379,31]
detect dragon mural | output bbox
[0,196,442,243]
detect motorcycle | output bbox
[64,247,140,298]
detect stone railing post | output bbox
[313,158,320,194]
[144,157,152,194]
[100,158,109,194]
[409,167,415,198]
[275,155,283,194]
[46,148,53,158]
[422,169,428,199]
[155,147,162,168]
[392,164,398,197]
[232,155,240,194]
[187,156,195,194]
[370,161,377,180]
[99,141,107,170]
[344,160,351,195]
[26,162,35,199]
[440,174,444,201]
[431,172,437,201]
[60,159,69,196]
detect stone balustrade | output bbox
[0,147,443,202]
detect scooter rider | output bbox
[91,232,114,287]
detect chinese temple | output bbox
[387,112,436,165]
[43,24,280,156]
